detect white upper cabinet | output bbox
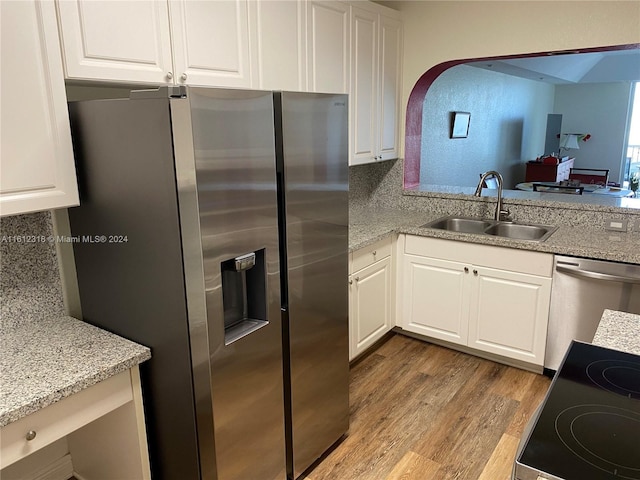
[350,6,378,164]
[57,0,255,87]
[169,0,255,87]
[306,1,350,94]
[56,0,174,84]
[54,1,399,96]
[349,3,402,165]
[377,14,402,161]
[255,0,306,91]
[1,1,79,217]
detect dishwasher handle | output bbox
[556,263,640,285]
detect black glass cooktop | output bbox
[518,341,640,480]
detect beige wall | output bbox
[395,0,640,155]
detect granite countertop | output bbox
[0,316,151,427]
[592,309,640,356]
[350,206,640,265]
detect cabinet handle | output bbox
[372,250,377,256]
[181,73,188,81]
[349,279,353,285]
[166,71,173,80]
[464,267,469,273]
[26,430,37,441]
[355,277,360,282]
[473,269,478,276]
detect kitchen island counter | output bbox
[592,309,640,356]
[349,206,640,265]
[0,315,150,427]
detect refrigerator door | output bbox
[68,95,201,480]
[277,92,350,478]
[179,88,286,480]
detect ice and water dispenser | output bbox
[221,249,268,345]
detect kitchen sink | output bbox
[484,222,555,241]
[423,217,494,234]
[422,216,557,242]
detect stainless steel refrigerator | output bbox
[67,86,349,480]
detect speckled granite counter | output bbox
[592,309,640,356]
[0,316,151,427]
[350,206,640,265]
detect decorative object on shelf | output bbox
[559,132,591,156]
[450,111,470,138]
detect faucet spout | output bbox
[475,171,510,221]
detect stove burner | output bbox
[555,404,640,479]
[586,360,640,399]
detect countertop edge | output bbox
[349,208,640,265]
[0,316,151,428]
[592,309,640,356]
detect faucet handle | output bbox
[499,208,512,222]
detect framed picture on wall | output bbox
[451,111,471,138]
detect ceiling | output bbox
[467,48,640,84]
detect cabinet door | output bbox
[349,6,378,165]
[468,267,551,366]
[56,0,173,84]
[169,0,255,87]
[402,254,470,346]
[306,1,349,93]
[350,257,392,360]
[1,1,79,216]
[377,14,401,161]
[256,0,306,91]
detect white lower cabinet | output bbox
[402,254,471,346]
[0,368,150,480]
[349,236,394,360]
[401,235,552,368]
[468,266,551,363]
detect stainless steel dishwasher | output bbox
[545,255,640,371]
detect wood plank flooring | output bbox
[304,334,551,480]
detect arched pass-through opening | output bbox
[403,43,640,189]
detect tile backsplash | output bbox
[0,212,65,328]
[350,158,640,230]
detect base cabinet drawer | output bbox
[0,371,131,468]
[351,236,392,273]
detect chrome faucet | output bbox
[475,171,511,221]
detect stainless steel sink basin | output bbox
[422,216,557,242]
[484,223,556,241]
[423,217,494,234]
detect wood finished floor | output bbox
[304,334,551,480]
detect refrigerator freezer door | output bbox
[277,92,350,478]
[181,88,286,480]
[68,97,200,480]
